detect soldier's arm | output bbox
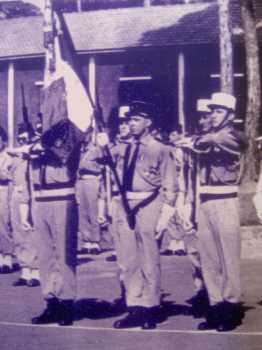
[194,128,245,155]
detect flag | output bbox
[25,0,94,134]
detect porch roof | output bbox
[0,3,260,59]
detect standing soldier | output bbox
[0,127,14,274]
[98,101,179,329]
[105,105,133,264]
[182,99,212,315]
[9,124,40,287]
[31,121,80,326]
[190,93,246,331]
[76,128,104,255]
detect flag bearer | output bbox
[31,121,80,326]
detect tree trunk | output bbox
[241,0,261,182]
[218,0,234,94]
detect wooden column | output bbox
[7,62,15,147]
[178,52,186,134]
[88,56,96,104]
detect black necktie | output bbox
[123,142,140,191]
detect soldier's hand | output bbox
[21,220,32,232]
[97,132,110,147]
[155,204,176,239]
[97,214,107,226]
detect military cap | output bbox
[118,105,130,120]
[208,92,236,112]
[196,99,211,113]
[126,101,154,119]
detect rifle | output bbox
[21,84,29,125]
[94,95,135,229]
[21,84,34,135]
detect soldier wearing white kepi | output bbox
[98,101,179,330]
[191,93,246,332]
[182,99,212,316]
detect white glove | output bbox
[6,145,31,156]
[97,132,110,147]
[19,203,32,231]
[97,198,107,225]
[155,203,176,239]
[253,193,262,223]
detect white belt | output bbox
[126,191,156,200]
[34,188,75,197]
[79,175,100,180]
[200,185,238,194]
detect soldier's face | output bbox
[211,108,229,129]
[198,113,212,133]
[129,115,152,137]
[119,121,130,139]
[17,133,29,145]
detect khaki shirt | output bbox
[194,124,245,186]
[78,142,104,177]
[110,134,179,205]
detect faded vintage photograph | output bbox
[0,0,262,349]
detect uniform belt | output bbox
[34,187,75,202]
[0,179,9,186]
[199,185,238,195]
[113,191,158,200]
[79,174,100,180]
[79,169,101,177]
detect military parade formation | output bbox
[0,91,254,332]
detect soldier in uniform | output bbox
[189,93,246,331]
[0,127,14,274]
[98,101,179,329]
[105,105,133,264]
[182,99,212,315]
[31,121,80,326]
[9,124,40,287]
[76,127,104,255]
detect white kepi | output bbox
[208,92,236,111]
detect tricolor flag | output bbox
[25,0,94,135]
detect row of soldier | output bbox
[0,92,246,331]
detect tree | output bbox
[241,0,261,182]
[217,0,234,94]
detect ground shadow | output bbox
[74,298,126,321]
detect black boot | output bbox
[112,281,126,312]
[216,302,244,332]
[32,298,60,324]
[189,290,209,318]
[141,307,157,330]
[198,303,221,330]
[58,300,74,326]
[113,307,143,329]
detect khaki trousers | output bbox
[33,199,77,300]
[111,195,162,308]
[197,197,241,305]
